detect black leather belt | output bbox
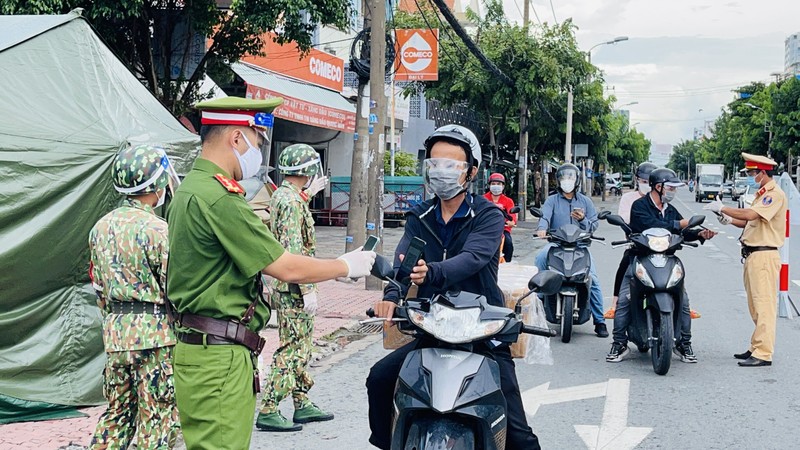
[741,245,778,260]
[177,332,237,346]
[109,301,164,315]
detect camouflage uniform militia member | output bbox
[89,144,181,449]
[256,144,332,432]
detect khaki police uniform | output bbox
[740,154,786,362]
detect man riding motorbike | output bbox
[535,163,609,338]
[606,168,716,363]
[366,124,541,450]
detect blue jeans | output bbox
[534,243,605,324]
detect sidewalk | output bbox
[1,193,622,449]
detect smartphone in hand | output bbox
[364,235,380,251]
[395,237,425,284]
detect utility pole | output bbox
[565,89,574,163]
[365,0,387,290]
[517,0,530,219]
[345,0,371,254]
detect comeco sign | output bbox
[400,33,434,72]
[309,57,342,84]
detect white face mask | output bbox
[638,183,651,195]
[233,132,263,180]
[560,179,576,193]
[489,185,504,195]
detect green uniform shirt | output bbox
[269,180,316,296]
[166,158,285,332]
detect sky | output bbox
[501,0,800,150]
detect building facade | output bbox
[786,33,800,75]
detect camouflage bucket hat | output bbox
[278,144,321,176]
[112,144,175,195]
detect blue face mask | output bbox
[746,175,760,189]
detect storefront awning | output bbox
[232,62,356,133]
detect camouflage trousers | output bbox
[260,293,315,413]
[90,346,179,450]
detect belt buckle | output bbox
[255,337,266,355]
[153,303,160,315]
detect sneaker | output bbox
[674,343,698,363]
[594,323,609,338]
[293,403,334,424]
[690,309,701,319]
[603,308,616,319]
[255,412,303,432]
[606,342,630,362]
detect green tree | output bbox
[384,151,419,177]
[602,111,651,173]
[2,0,352,116]
[667,140,701,179]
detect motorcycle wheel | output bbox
[560,295,574,343]
[651,311,673,375]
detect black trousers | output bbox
[612,248,633,297]
[502,230,514,262]
[366,340,540,450]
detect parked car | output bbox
[722,182,734,198]
[621,173,634,189]
[738,185,756,209]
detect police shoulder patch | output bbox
[214,173,245,195]
[762,195,773,206]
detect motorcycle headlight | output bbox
[408,303,507,344]
[634,261,655,288]
[666,262,684,288]
[647,235,670,252]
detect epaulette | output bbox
[214,174,245,195]
[757,186,767,197]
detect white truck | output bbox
[695,164,725,202]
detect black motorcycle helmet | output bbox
[635,162,658,181]
[649,167,681,202]
[556,163,581,194]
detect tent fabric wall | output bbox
[0,11,200,421]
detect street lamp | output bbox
[744,102,773,158]
[588,36,629,65]
[618,101,639,108]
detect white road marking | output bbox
[793,280,800,288]
[521,381,607,416]
[728,236,736,239]
[574,379,653,450]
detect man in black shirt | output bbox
[607,168,717,363]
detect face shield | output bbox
[558,169,578,193]
[113,147,181,197]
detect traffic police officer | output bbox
[166,97,376,450]
[705,152,786,367]
[89,144,180,449]
[256,144,333,432]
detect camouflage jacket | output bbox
[89,198,176,352]
[269,181,316,295]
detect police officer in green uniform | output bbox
[166,97,376,450]
[256,144,333,432]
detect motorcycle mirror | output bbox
[370,255,394,280]
[686,215,705,229]
[527,270,562,296]
[597,210,611,220]
[605,214,626,227]
[509,206,520,214]
[529,207,543,218]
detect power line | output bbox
[412,0,466,67]
[548,0,558,24]
[528,0,542,25]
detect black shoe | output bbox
[606,342,630,362]
[673,343,698,363]
[738,356,772,367]
[594,323,609,338]
[734,350,752,360]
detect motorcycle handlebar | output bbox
[683,241,699,248]
[521,325,558,337]
[611,240,629,246]
[366,308,376,318]
[592,236,606,241]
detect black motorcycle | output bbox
[529,207,609,342]
[362,256,559,450]
[603,213,705,375]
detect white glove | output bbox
[703,196,724,213]
[302,292,318,315]
[337,246,377,280]
[305,175,328,197]
[718,213,733,226]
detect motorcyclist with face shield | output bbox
[535,163,609,337]
[366,125,542,450]
[606,168,716,363]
